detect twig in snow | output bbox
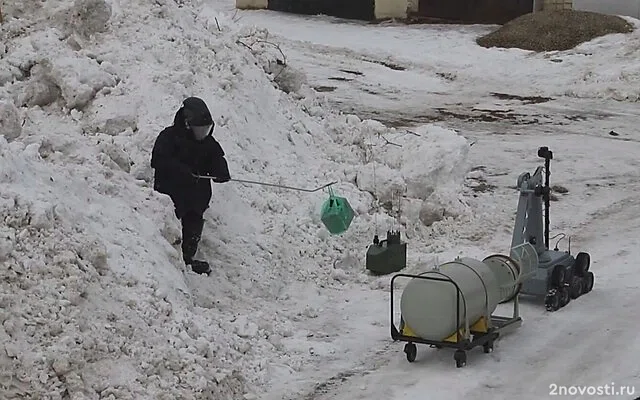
[256,40,286,61]
[255,39,288,77]
[378,134,401,147]
[236,40,253,51]
[236,36,289,81]
[236,38,286,64]
[405,130,421,136]
[215,17,221,31]
[250,39,288,80]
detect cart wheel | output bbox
[582,271,594,294]
[483,341,494,353]
[404,343,417,363]
[558,286,570,308]
[454,350,467,368]
[569,275,583,299]
[545,290,560,311]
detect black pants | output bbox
[181,211,204,263]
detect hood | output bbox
[173,108,186,128]
[183,96,213,126]
[172,97,215,139]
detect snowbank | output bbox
[0,0,469,398]
[560,16,640,101]
[350,121,469,226]
[0,134,250,399]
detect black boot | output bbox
[186,259,211,275]
[180,212,210,275]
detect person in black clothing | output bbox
[151,97,230,275]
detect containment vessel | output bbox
[399,255,521,341]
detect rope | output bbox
[393,190,398,231]
[194,175,337,193]
[370,143,379,236]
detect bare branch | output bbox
[254,40,287,63]
[253,39,288,80]
[215,17,221,31]
[380,135,402,147]
[235,36,289,83]
[232,9,242,22]
[236,40,253,51]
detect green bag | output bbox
[320,188,354,235]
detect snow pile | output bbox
[0,137,251,399]
[560,17,640,101]
[0,100,21,141]
[348,120,469,227]
[0,0,470,398]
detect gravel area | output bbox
[476,10,634,51]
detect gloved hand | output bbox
[213,175,230,183]
[182,167,198,184]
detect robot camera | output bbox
[537,146,553,160]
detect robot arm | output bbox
[510,167,545,254]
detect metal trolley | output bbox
[390,272,523,368]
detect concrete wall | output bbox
[543,0,572,10]
[374,0,408,18]
[573,0,640,18]
[407,0,419,13]
[533,0,544,11]
[236,0,267,9]
[235,0,640,20]
[236,0,413,19]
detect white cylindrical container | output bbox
[399,257,503,341]
[483,254,521,300]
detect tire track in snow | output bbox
[297,342,396,400]
[569,193,640,245]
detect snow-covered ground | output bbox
[231,7,640,126]
[228,5,640,400]
[1,0,639,399]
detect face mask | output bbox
[191,124,212,141]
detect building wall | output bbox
[413,0,533,23]
[533,0,544,11]
[543,0,572,10]
[264,0,377,20]
[236,0,268,9]
[407,0,419,13]
[236,0,414,19]
[573,0,640,18]
[375,0,408,18]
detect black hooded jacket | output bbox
[151,107,230,218]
